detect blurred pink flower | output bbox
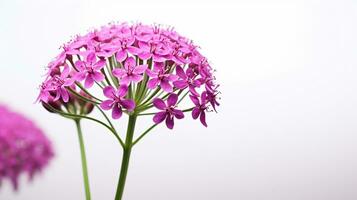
[0,105,53,190]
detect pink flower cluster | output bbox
[0,105,53,190]
[38,23,219,128]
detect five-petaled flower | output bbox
[115,36,141,62]
[146,62,178,92]
[190,92,208,127]
[112,57,147,85]
[74,52,106,88]
[100,85,136,119]
[47,64,74,103]
[173,66,201,95]
[152,93,184,129]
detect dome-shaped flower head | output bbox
[0,105,54,190]
[37,22,220,128]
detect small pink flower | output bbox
[112,57,147,85]
[100,85,136,119]
[190,92,208,127]
[115,36,141,62]
[152,93,184,129]
[46,65,74,103]
[173,66,201,95]
[74,52,106,88]
[146,62,178,92]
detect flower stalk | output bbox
[74,119,92,200]
[115,114,137,200]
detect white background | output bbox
[0,0,356,199]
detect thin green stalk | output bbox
[115,115,137,200]
[132,124,158,146]
[74,120,91,200]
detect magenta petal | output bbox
[84,76,94,88]
[87,52,96,63]
[200,111,207,127]
[94,59,106,70]
[189,95,200,106]
[175,66,187,79]
[117,85,128,97]
[120,75,131,85]
[60,89,69,102]
[165,116,174,129]
[138,52,152,60]
[103,86,115,98]
[147,78,159,89]
[112,105,123,119]
[112,68,126,78]
[74,72,86,81]
[167,93,178,106]
[192,107,200,119]
[133,65,147,74]
[61,65,71,78]
[127,46,141,55]
[100,100,114,110]
[160,80,173,93]
[153,111,167,124]
[64,78,75,86]
[74,60,84,70]
[92,71,104,82]
[131,74,143,83]
[167,74,179,81]
[153,98,166,110]
[173,80,188,89]
[125,57,136,69]
[116,50,127,62]
[121,99,136,111]
[201,91,207,104]
[173,109,184,119]
[145,69,157,77]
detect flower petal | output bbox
[127,46,141,55]
[103,86,115,98]
[116,50,127,62]
[112,105,123,119]
[175,66,187,79]
[153,98,166,110]
[147,78,159,89]
[117,85,128,97]
[93,59,106,70]
[112,68,126,78]
[173,109,184,119]
[133,65,147,74]
[160,80,173,93]
[92,71,104,82]
[189,95,200,106]
[173,80,188,89]
[100,100,114,110]
[125,57,136,70]
[121,99,136,111]
[74,72,86,81]
[84,75,94,88]
[167,93,178,107]
[192,107,200,119]
[138,52,152,60]
[200,110,207,127]
[131,74,143,83]
[86,52,96,63]
[165,116,174,129]
[145,69,157,77]
[153,111,167,124]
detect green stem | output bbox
[74,120,91,200]
[115,115,137,200]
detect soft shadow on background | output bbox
[0,0,356,200]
